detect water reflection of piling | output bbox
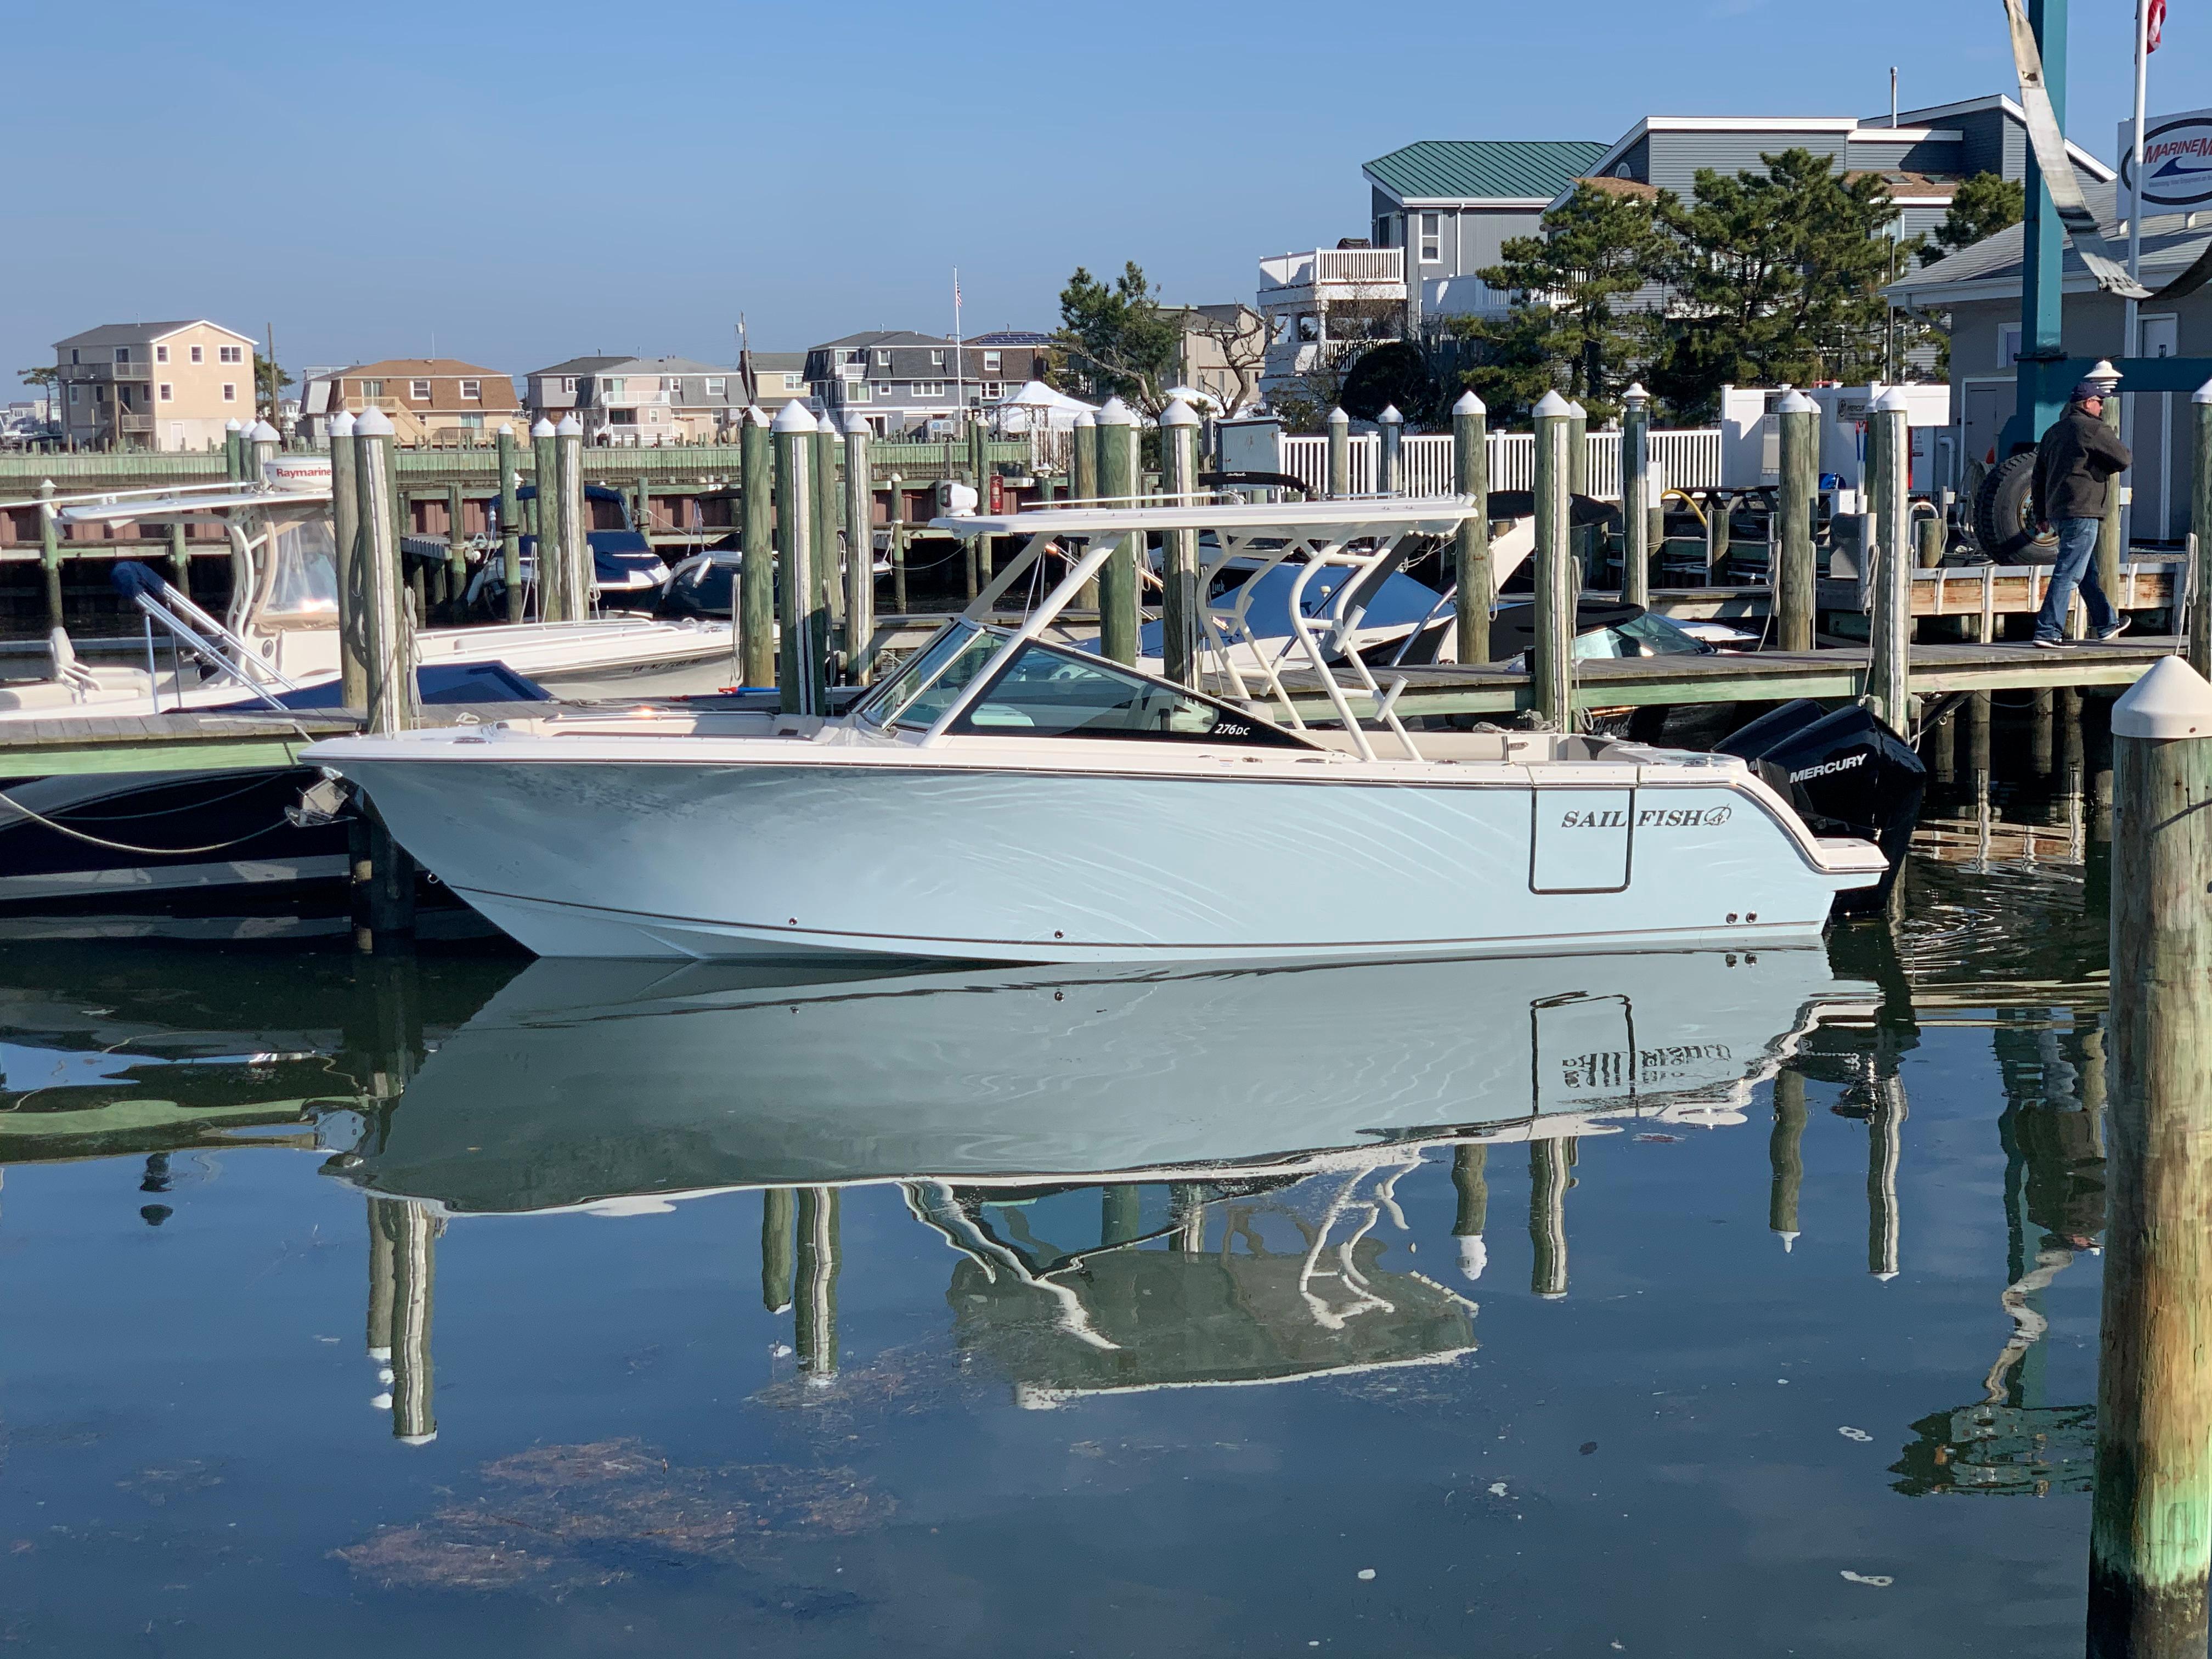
[760,1187,794,1314]
[1101,1186,1142,1248]
[2031,689,2056,777]
[1169,1184,1207,1253]
[1769,1069,1807,1250]
[1528,1138,1571,1298]
[374,1197,442,1444]
[794,1187,839,1383]
[1452,1144,1489,1281]
[366,1200,395,1365]
[1866,1074,1905,1281]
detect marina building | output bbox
[51,320,259,452]
[804,331,1053,436]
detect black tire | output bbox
[1970,451,2060,565]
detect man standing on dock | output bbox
[2030,381,2132,649]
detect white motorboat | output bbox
[306,494,1895,963]
[0,460,738,720]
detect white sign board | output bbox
[2119,109,2212,208]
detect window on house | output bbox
[94,385,107,403]
[1419,212,1442,263]
[562,377,577,394]
[983,351,1001,373]
[460,414,483,429]
[845,382,871,403]
[159,383,173,402]
[190,345,204,364]
[117,386,132,409]
[980,382,1003,398]
[362,379,384,397]
[911,383,944,398]
[603,378,625,399]
[115,346,131,363]
[219,345,243,364]
[706,376,726,396]
[930,350,945,366]
[70,349,80,364]
[1998,324,2022,366]
[156,346,169,364]
[876,350,890,366]
[68,385,80,404]
[222,383,236,402]
[783,373,803,391]
[460,379,481,399]
[1296,314,1319,343]
[608,408,637,425]
[410,380,432,399]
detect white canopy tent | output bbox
[989,380,1097,435]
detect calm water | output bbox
[0,708,2123,1655]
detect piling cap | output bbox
[530,416,555,438]
[1565,400,1587,419]
[1160,397,1201,427]
[328,411,356,437]
[1457,1234,1488,1282]
[1453,390,1486,416]
[1096,396,1137,427]
[1622,382,1649,408]
[2086,358,2124,393]
[496,422,512,436]
[1532,390,1572,419]
[844,411,872,436]
[2196,376,2212,406]
[1377,404,1403,425]
[554,414,582,437]
[1872,386,1911,413]
[354,406,393,437]
[1073,407,1094,428]
[771,400,817,433]
[2112,656,2212,739]
[1778,389,1819,415]
[743,404,769,426]
[1326,406,1350,427]
[224,417,242,433]
[250,420,280,443]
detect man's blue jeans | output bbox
[2033,517,2118,642]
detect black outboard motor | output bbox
[1717,700,1926,915]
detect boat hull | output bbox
[325,746,1875,963]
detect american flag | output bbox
[2149,0,2166,52]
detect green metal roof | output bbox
[1364,140,1610,204]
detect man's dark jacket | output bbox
[2032,403,2131,523]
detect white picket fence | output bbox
[1277,429,1722,501]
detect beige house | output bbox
[1170,304,1268,415]
[302,358,522,444]
[53,320,258,452]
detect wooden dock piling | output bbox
[2192,379,2212,681]
[36,479,61,631]
[771,402,822,714]
[2087,657,2212,1659]
[886,470,909,617]
[347,407,417,952]
[1160,398,1203,687]
[1776,390,1819,651]
[842,414,874,685]
[328,415,366,708]
[811,415,843,633]
[383,1199,441,1445]
[1326,407,1350,500]
[1868,388,1914,732]
[1454,391,1492,663]
[495,425,522,624]
[1071,408,1099,612]
[554,417,588,623]
[529,419,560,621]
[1096,398,1140,665]
[1621,385,1651,611]
[1377,404,1403,496]
[1531,390,1575,730]
[740,408,776,689]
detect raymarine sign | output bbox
[2120,109,2212,208]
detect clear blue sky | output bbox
[7,0,2195,392]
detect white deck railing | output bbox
[1278,428,1723,501]
[1257,247,1406,291]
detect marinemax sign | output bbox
[2119,109,2212,208]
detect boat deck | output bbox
[0,705,535,777]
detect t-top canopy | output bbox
[929,494,1481,540]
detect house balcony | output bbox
[59,360,155,382]
[1256,246,1406,304]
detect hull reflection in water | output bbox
[341,949,1875,1214]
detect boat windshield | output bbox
[856,623,1003,731]
[956,640,1314,747]
[259,515,340,624]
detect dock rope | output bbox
[0,785,292,857]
